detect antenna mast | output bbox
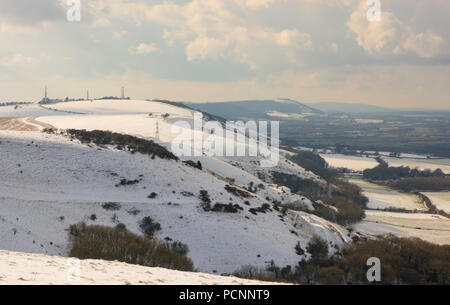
[155,120,160,140]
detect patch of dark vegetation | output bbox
[183,160,203,170]
[363,159,446,181]
[169,241,190,257]
[116,178,140,187]
[101,202,121,211]
[233,265,282,283]
[235,235,450,284]
[147,192,158,199]
[271,164,367,225]
[211,203,243,213]
[139,216,161,238]
[315,197,365,226]
[249,204,272,215]
[271,171,327,198]
[199,190,212,211]
[127,208,141,216]
[289,151,334,180]
[224,185,252,198]
[417,193,450,218]
[68,223,193,271]
[61,129,178,160]
[181,191,194,197]
[386,176,450,192]
[295,242,305,256]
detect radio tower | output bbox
[87,89,89,101]
[121,86,125,99]
[44,86,48,102]
[155,120,160,140]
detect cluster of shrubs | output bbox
[313,197,365,226]
[101,202,121,211]
[235,235,450,285]
[68,223,193,271]
[211,203,243,213]
[249,204,272,215]
[139,216,161,238]
[63,129,178,160]
[183,160,202,170]
[271,152,368,225]
[116,178,140,187]
[289,151,334,180]
[271,171,327,199]
[224,185,252,198]
[387,176,450,192]
[363,159,446,181]
[0,101,31,107]
[199,190,212,211]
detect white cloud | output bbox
[1,53,39,66]
[113,31,128,40]
[347,1,445,58]
[146,1,313,68]
[129,43,160,55]
[394,30,444,59]
[92,18,112,28]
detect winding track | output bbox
[0,117,54,131]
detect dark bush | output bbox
[199,190,211,211]
[306,236,329,262]
[101,202,121,211]
[65,129,178,160]
[68,223,193,271]
[139,217,161,238]
[224,185,252,198]
[211,203,243,213]
[170,241,190,256]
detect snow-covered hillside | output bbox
[0,250,281,285]
[0,99,352,275]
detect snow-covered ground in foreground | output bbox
[350,179,427,211]
[0,250,281,285]
[0,130,350,274]
[353,211,450,245]
[322,154,450,174]
[422,192,450,214]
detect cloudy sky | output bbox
[0,0,449,109]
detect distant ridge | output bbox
[187,99,322,120]
[304,102,391,114]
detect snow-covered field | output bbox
[349,179,449,244]
[0,250,281,285]
[350,179,427,211]
[422,192,450,214]
[322,154,450,174]
[353,211,450,245]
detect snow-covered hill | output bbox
[0,99,352,275]
[0,250,280,285]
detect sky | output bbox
[0,0,449,109]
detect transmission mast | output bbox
[155,120,160,140]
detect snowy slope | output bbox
[37,100,323,201]
[0,103,69,117]
[0,130,350,274]
[0,250,282,285]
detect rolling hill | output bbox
[0,99,352,276]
